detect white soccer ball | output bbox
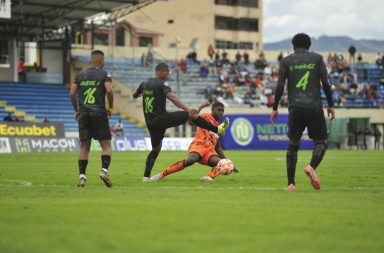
[217,159,234,175]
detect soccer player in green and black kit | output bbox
[270,33,335,192]
[70,50,114,188]
[133,63,230,181]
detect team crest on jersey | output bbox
[107,72,112,78]
[163,81,170,87]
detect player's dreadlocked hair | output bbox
[212,101,224,109]
[155,62,169,72]
[292,33,311,50]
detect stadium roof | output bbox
[0,0,157,40]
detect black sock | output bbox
[101,155,111,173]
[286,145,299,185]
[310,143,327,170]
[78,160,88,175]
[192,117,218,133]
[144,151,159,177]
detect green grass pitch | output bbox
[0,150,383,253]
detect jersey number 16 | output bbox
[144,97,154,113]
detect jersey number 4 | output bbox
[144,97,154,113]
[83,87,96,104]
[296,71,310,91]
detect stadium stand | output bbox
[72,54,383,114]
[0,82,148,136]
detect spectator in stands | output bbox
[277,52,283,62]
[17,58,25,82]
[32,62,40,72]
[146,50,153,65]
[114,119,124,136]
[3,112,13,122]
[199,63,209,78]
[222,51,229,64]
[371,81,379,100]
[243,51,250,65]
[207,44,214,60]
[373,126,382,150]
[254,52,268,72]
[243,91,255,108]
[357,53,363,64]
[382,54,384,70]
[375,52,382,68]
[178,58,187,73]
[14,115,24,122]
[43,116,49,123]
[141,53,147,67]
[348,44,356,64]
[191,50,199,64]
[235,51,241,64]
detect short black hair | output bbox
[155,62,169,72]
[91,50,104,56]
[292,33,311,50]
[212,101,224,109]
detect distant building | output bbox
[81,0,263,54]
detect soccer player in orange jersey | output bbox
[151,102,238,182]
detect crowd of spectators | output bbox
[179,44,384,109]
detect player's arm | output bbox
[215,141,239,173]
[196,101,211,113]
[319,58,335,119]
[105,81,114,117]
[270,61,288,123]
[133,83,143,99]
[166,91,191,112]
[69,83,79,121]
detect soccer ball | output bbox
[217,159,234,175]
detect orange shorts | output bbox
[188,143,215,165]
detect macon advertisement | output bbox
[221,114,314,150]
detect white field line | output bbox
[0,180,383,191]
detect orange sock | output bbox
[207,167,221,179]
[161,160,186,177]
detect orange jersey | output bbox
[190,113,219,149]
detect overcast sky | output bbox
[263,0,384,43]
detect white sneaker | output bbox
[142,177,152,182]
[200,176,214,182]
[151,173,164,181]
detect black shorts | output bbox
[147,111,189,148]
[78,111,111,141]
[288,107,327,141]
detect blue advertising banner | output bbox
[221,114,314,150]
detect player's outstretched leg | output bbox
[286,144,299,192]
[200,167,220,182]
[304,141,327,190]
[189,110,230,136]
[152,153,199,181]
[151,160,186,181]
[217,117,230,136]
